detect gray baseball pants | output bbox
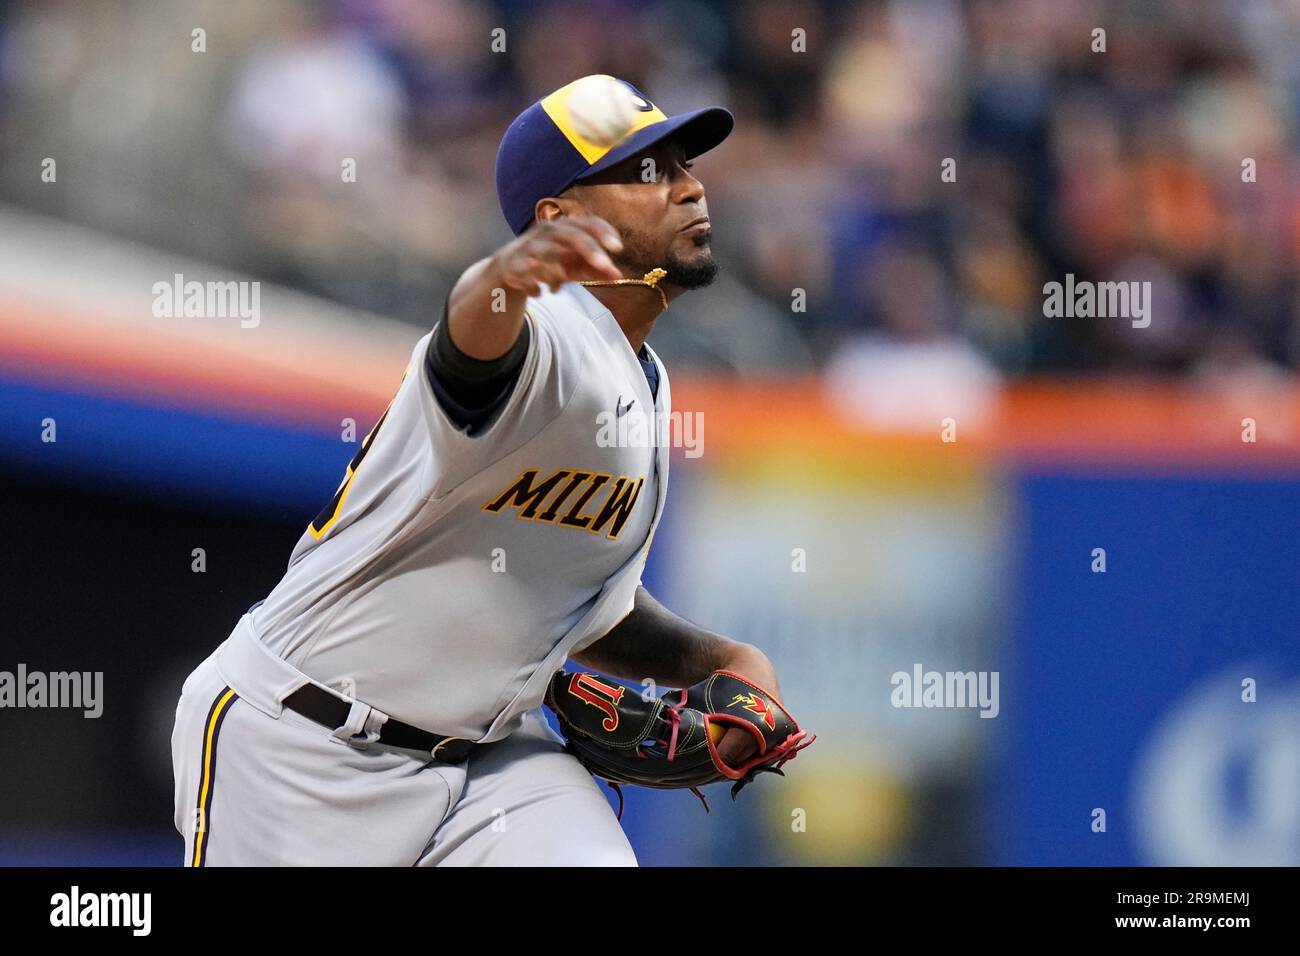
[170,613,636,866]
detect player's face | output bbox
[571,138,718,290]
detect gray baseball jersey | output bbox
[250,281,670,742]
[171,281,669,865]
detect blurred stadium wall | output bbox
[2,0,1300,866]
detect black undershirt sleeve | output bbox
[424,294,531,435]
[425,291,661,433]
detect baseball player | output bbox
[170,75,799,866]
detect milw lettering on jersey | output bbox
[482,468,647,539]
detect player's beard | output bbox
[616,227,719,290]
[664,245,719,289]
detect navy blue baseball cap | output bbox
[495,75,734,236]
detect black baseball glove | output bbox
[544,668,815,816]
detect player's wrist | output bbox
[711,641,781,700]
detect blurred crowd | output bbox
[4,0,1300,378]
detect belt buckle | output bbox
[431,737,470,762]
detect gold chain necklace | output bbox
[578,268,669,313]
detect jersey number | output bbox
[308,407,391,539]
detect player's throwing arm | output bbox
[448,214,624,361]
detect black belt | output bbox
[282,683,476,763]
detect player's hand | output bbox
[495,213,624,297]
[711,644,782,768]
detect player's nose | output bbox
[672,166,705,204]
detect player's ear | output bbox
[534,198,565,224]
